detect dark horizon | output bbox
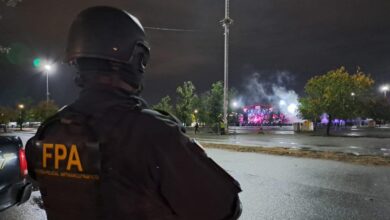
[0,0,389,107]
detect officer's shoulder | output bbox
[139,108,186,133]
[140,108,180,124]
[39,105,68,127]
[34,105,69,138]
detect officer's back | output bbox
[26,6,241,220]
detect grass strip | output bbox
[200,142,390,166]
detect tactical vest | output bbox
[28,98,185,220]
[29,106,105,219]
[26,96,241,220]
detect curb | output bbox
[200,142,390,166]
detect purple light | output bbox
[321,113,329,124]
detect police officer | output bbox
[25,6,241,220]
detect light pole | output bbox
[350,92,356,126]
[221,0,233,131]
[194,109,199,134]
[231,101,240,127]
[44,64,53,104]
[18,104,24,131]
[34,58,55,104]
[194,109,198,122]
[380,85,389,98]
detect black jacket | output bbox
[26,84,242,220]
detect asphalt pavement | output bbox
[0,191,46,220]
[8,126,390,156]
[1,132,389,220]
[190,131,390,157]
[208,149,390,220]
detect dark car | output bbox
[0,136,32,211]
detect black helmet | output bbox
[65,6,150,88]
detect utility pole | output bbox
[43,64,53,105]
[221,0,233,133]
[46,69,49,104]
[380,85,389,99]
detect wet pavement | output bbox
[2,148,389,220]
[226,125,390,138]
[7,127,390,156]
[208,149,390,220]
[191,132,390,157]
[0,191,46,220]
[1,132,389,219]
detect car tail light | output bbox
[19,149,28,177]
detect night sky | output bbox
[0,0,389,106]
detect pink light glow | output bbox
[241,103,289,125]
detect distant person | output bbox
[220,122,226,135]
[25,6,241,220]
[195,122,199,134]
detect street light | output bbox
[44,63,55,104]
[44,64,52,71]
[230,101,240,127]
[380,85,389,98]
[18,104,24,131]
[194,109,199,124]
[34,58,56,104]
[351,92,355,101]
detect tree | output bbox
[364,94,390,124]
[193,82,237,129]
[192,93,209,124]
[0,106,16,123]
[0,106,17,132]
[153,95,174,114]
[299,67,374,135]
[13,97,34,121]
[205,81,224,126]
[15,104,25,130]
[298,97,320,130]
[30,100,59,122]
[175,81,197,126]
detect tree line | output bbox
[0,100,58,131]
[2,67,388,136]
[299,66,390,135]
[155,67,390,136]
[153,81,237,129]
[0,81,231,132]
